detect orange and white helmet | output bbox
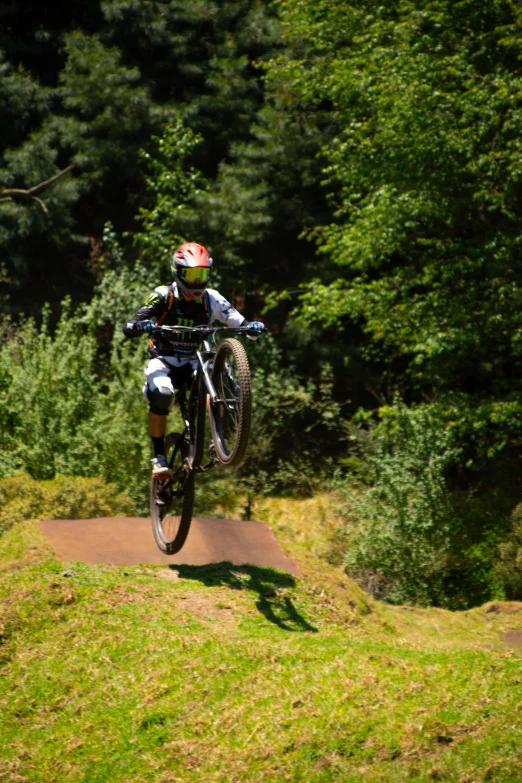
[172,242,212,299]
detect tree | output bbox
[273,0,522,404]
[0,2,283,316]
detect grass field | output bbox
[1,506,522,782]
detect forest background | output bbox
[2,0,522,610]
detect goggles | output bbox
[179,267,210,284]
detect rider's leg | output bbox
[144,359,176,476]
[149,411,167,457]
[149,411,167,437]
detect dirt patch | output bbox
[502,630,522,647]
[175,592,239,629]
[483,601,522,615]
[37,517,301,577]
[155,569,180,582]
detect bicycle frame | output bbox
[171,366,209,473]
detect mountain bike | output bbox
[149,324,260,554]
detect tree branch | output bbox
[0,164,74,215]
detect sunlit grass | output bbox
[1,519,522,782]
[253,493,338,558]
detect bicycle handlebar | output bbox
[152,324,262,336]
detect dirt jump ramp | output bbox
[37,517,302,577]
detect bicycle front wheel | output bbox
[209,338,251,466]
[150,433,194,554]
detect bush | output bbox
[235,356,349,498]
[337,399,519,608]
[0,473,135,534]
[339,401,460,606]
[0,303,100,480]
[0,293,153,511]
[496,503,522,600]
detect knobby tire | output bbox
[209,338,252,466]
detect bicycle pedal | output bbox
[200,446,219,471]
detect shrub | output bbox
[338,399,518,608]
[496,503,522,600]
[0,294,153,511]
[339,400,461,606]
[0,303,100,480]
[0,473,135,534]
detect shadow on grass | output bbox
[171,562,318,633]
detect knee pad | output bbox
[149,404,169,416]
[148,386,174,415]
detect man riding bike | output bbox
[123,242,265,478]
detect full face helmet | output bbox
[172,242,212,299]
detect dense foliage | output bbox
[278,0,522,399]
[3,0,522,606]
[269,0,522,604]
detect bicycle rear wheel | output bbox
[150,432,194,554]
[209,338,251,466]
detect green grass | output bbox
[2,518,522,782]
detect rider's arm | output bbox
[207,289,249,327]
[122,286,169,338]
[207,290,265,339]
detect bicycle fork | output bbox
[197,340,218,404]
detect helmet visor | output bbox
[179,267,210,284]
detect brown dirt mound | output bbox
[37,516,302,576]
